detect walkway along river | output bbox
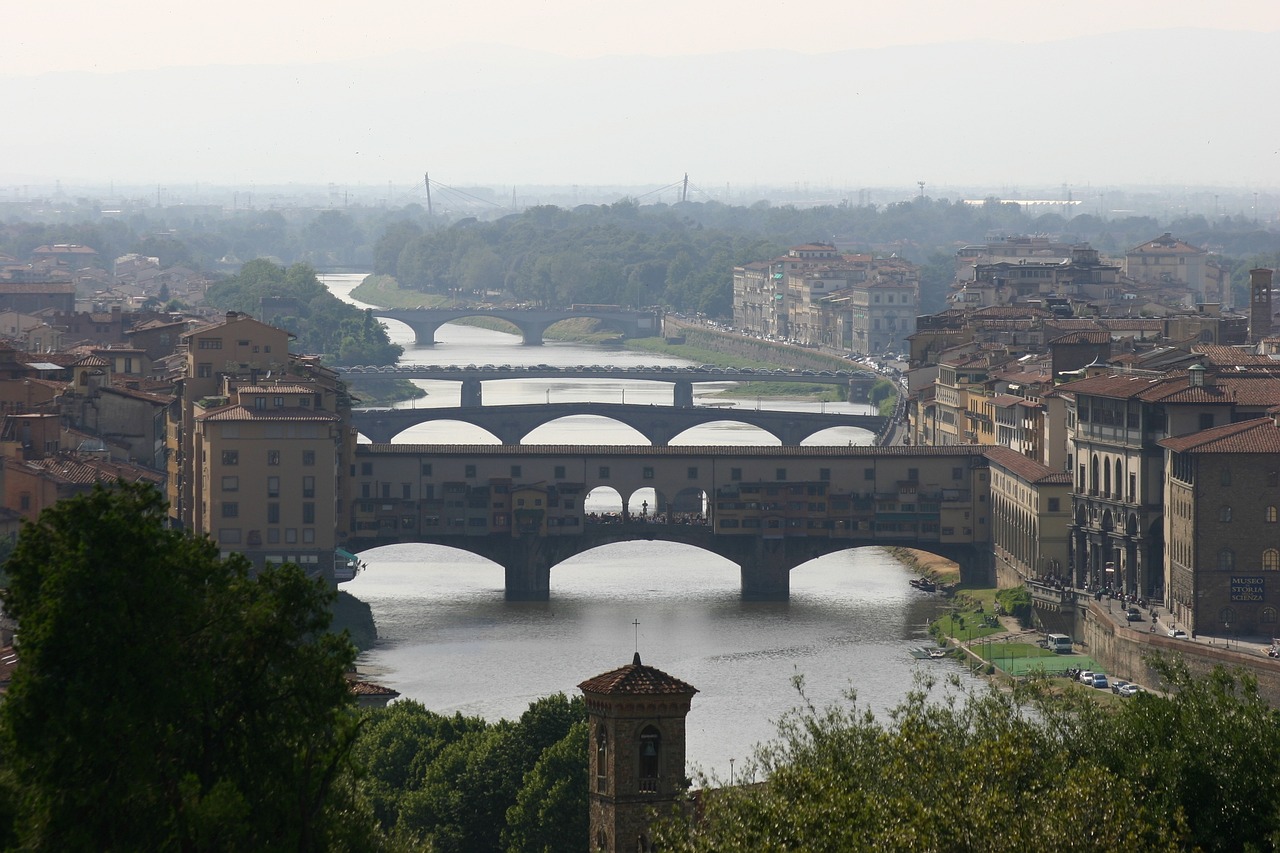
[322,274,955,776]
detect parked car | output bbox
[1125,607,1142,622]
[1118,683,1145,697]
[1078,670,1095,684]
[1110,679,1130,695]
[1168,629,1189,639]
[1091,673,1109,689]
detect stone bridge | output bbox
[345,443,995,599]
[372,307,659,346]
[338,364,881,406]
[350,402,886,445]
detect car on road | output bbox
[1110,679,1130,694]
[1091,673,1109,689]
[1125,607,1142,621]
[1078,670,1095,684]
[1168,629,1189,639]
[1118,683,1145,697]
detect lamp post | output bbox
[729,758,735,786]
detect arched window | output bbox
[638,725,661,792]
[1263,607,1278,625]
[1265,549,1280,571]
[1220,506,1233,523]
[1218,548,1235,571]
[1114,459,1123,499]
[595,726,608,792]
[1267,506,1278,523]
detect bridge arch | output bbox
[668,421,782,446]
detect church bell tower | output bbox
[578,653,697,853]
[1249,267,1273,343]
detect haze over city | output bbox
[3,1,1279,198]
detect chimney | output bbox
[1249,268,1274,343]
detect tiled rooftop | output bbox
[1159,417,1280,454]
[578,654,698,696]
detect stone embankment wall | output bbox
[1080,602,1280,703]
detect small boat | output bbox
[909,577,937,592]
[928,648,949,659]
[334,548,365,583]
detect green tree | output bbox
[504,720,589,853]
[0,483,377,851]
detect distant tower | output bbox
[1249,268,1274,343]
[579,653,698,853]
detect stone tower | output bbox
[1249,268,1273,343]
[578,653,698,853]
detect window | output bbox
[865,468,875,481]
[285,528,297,544]
[302,450,315,466]
[554,466,565,479]
[1199,413,1215,431]
[361,462,373,476]
[402,483,411,499]
[221,449,238,466]
[1221,467,1232,486]
[820,468,831,482]
[1220,506,1233,523]
[1268,506,1278,523]
[381,483,390,499]
[595,727,608,792]
[908,468,919,482]
[638,726,661,791]
[776,468,786,481]
[267,528,280,544]
[687,467,698,479]
[267,450,280,466]
[267,503,280,524]
[254,397,266,410]
[952,467,963,480]
[302,528,315,543]
[267,477,280,498]
[643,466,655,480]
[302,503,315,524]
[221,502,239,519]
[1048,498,1060,513]
[599,466,610,478]
[302,476,315,498]
[511,465,522,478]
[361,483,371,498]
[421,463,433,476]
[1218,547,1235,570]
[465,465,477,478]
[1264,607,1278,625]
[197,338,222,350]
[731,467,742,481]
[1270,471,1279,487]
[274,396,284,408]
[221,476,239,491]
[1266,550,1280,571]
[218,528,241,544]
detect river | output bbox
[321,274,951,777]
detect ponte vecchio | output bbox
[345,443,994,599]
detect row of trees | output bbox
[5,484,1280,851]
[204,259,402,365]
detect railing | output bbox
[638,777,659,794]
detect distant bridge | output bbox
[371,307,660,346]
[350,402,886,445]
[337,364,881,406]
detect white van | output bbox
[1047,633,1073,653]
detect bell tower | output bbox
[579,653,697,853]
[1249,267,1273,343]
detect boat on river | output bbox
[909,577,937,592]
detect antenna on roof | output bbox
[632,619,641,664]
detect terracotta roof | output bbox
[1058,371,1280,405]
[578,654,698,696]
[984,446,1072,485]
[347,679,400,698]
[238,385,316,395]
[15,455,164,486]
[197,405,339,422]
[1192,344,1278,366]
[1048,330,1111,346]
[989,394,1024,407]
[1159,417,1280,454]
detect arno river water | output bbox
[321,274,952,777]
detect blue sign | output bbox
[1231,576,1265,602]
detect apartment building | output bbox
[1161,414,1280,636]
[1125,233,1208,304]
[986,446,1071,586]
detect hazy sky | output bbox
[5,1,1279,192]
[7,0,1278,75]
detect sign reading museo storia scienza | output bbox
[1231,576,1266,602]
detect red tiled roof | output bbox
[984,446,1072,484]
[1159,417,1280,454]
[197,405,339,422]
[348,680,400,698]
[578,654,698,696]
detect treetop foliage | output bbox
[0,482,375,851]
[204,259,402,365]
